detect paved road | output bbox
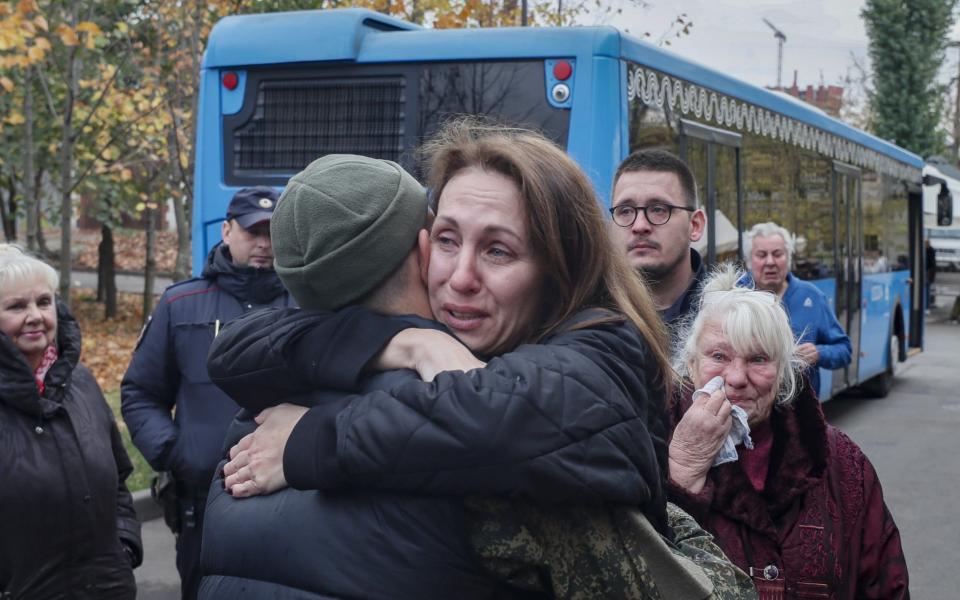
[70,269,173,295]
[135,519,179,599]
[131,287,960,598]
[823,287,960,599]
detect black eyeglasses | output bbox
[609,202,695,227]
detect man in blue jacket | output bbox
[743,221,852,397]
[120,186,293,599]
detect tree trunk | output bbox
[99,223,117,318]
[143,203,157,321]
[170,0,204,281]
[58,13,80,306]
[23,65,37,252]
[1,178,16,241]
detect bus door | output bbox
[832,162,862,395]
[679,120,743,265]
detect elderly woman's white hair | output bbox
[743,221,795,266]
[0,244,59,294]
[673,263,805,407]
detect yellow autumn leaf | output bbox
[121,168,133,181]
[134,201,146,211]
[34,15,47,32]
[6,112,25,125]
[56,24,78,46]
[27,45,43,62]
[75,21,102,36]
[34,36,50,50]
[17,0,38,15]
[116,22,128,34]
[0,77,13,92]
[0,4,11,16]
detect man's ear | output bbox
[221,219,231,244]
[689,209,706,243]
[417,229,430,285]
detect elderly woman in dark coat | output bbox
[667,265,909,599]
[0,244,141,599]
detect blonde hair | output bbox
[674,263,804,407]
[421,118,671,384]
[0,244,58,295]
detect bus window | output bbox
[222,61,570,187]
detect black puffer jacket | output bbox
[201,322,545,599]
[0,303,141,599]
[208,307,671,534]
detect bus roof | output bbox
[204,8,922,170]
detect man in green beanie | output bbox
[200,155,754,600]
[270,153,431,312]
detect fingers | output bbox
[228,433,253,460]
[224,464,254,489]
[254,406,275,425]
[223,449,250,477]
[229,478,263,499]
[701,388,728,416]
[715,396,733,421]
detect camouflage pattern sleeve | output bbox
[465,498,756,600]
[662,503,758,600]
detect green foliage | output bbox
[105,389,153,492]
[862,0,959,157]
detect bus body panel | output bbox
[565,55,623,205]
[203,9,421,68]
[858,270,911,381]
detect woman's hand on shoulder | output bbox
[369,328,485,382]
[668,389,732,494]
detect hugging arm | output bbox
[207,306,412,411]
[283,316,667,506]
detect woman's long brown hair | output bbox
[421,118,671,389]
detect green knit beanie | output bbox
[271,154,427,310]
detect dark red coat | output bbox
[668,381,909,600]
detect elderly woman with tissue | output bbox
[666,265,909,600]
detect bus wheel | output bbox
[862,334,899,398]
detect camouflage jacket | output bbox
[468,499,758,600]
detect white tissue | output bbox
[692,376,753,466]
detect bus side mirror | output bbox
[937,185,953,226]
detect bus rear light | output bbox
[551,83,570,103]
[223,72,239,91]
[553,60,572,81]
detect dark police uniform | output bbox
[121,187,292,600]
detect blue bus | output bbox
[193,8,926,399]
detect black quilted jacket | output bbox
[209,306,671,533]
[0,304,141,599]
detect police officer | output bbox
[121,186,294,599]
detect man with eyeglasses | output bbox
[609,149,707,333]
